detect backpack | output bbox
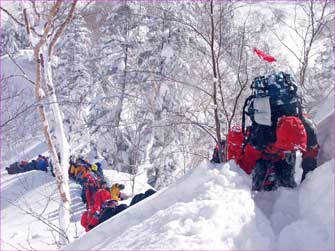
[101,199,118,213]
[242,72,302,150]
[274,116,307,152]
[226,125,244,161]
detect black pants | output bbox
[252,155,296,192]
[99,204,128,224]
[301,157,317,182]
[129,189,156,206]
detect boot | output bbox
[301,157,317,182]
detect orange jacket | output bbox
[75,165,88,178]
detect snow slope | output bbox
[1,170,85,250]
[314,89,334,165]
[1,50,43,167]
[1,140,152,250]
[64,159,334,250]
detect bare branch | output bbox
[0,238,24,251]
[6,52,35,85]
[23,8,31,35]
[270,29,304,64]
[48,0,78,57]
[0,6,25,26]
[154,6,211,47]
[31,0,41,20]
[1,74,35,86]
[78,0,94,15]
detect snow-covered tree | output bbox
[54,14,93,156]
[0,5,30,56]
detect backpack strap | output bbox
[242,95,255,135]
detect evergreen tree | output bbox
[1,18,30,55]
[54,15,93,155]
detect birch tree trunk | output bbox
[42,46,71,244]
[24,1,77,245]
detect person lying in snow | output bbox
[81,180,113,231]
[68,156,77,180]
[80,185,157,231]
[81,171,99,209]
[36,155,48,172]
[129,189,156,206]
[6,162,23,174]
[5,155,50,174]
[99,188,156,224]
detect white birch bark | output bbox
[42,45,71,244]
[22,1,76,245]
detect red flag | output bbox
[253,48,276,63]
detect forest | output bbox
[1,1,334,249]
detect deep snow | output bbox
[63,159,334,250]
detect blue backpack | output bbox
[242,72,302,150]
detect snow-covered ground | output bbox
[62,158,333,250]
[1,148,152,250]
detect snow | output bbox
[1,81,333,250]
[161,45,174,63]
[314,89,334,165]
[1,4,333,249]
[313,89,334,125]
[1,170,82,250]
[276,160,334,250]
[38,88,45,98]
[63,159,334,250]
[1,140,153,250]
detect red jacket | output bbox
[83,173,98,208]
[80,211,91,232]
[237,144,262,174]
[85,187,96,208]
[81,210,100,232]
[92,188,112,213]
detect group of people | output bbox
[211,71,320,192]
[5,155,51,175]
[68,157,156,232]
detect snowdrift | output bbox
[64,159,334,250]
[64,161,274,250]
[1,170,79,250]
[315,89,334,165]
[276,159,334,250]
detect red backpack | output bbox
[274,116,307,152]
[227,125,244,161]
[237,143,262,174]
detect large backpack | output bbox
[242,72,302,150]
